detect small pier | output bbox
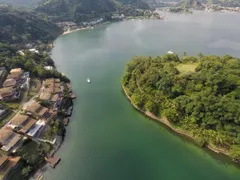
[46,156,61,168]
[63,118,69,126]
[66,106,73,116]
[71,93,77,99]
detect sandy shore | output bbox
[122,85,230,157]
[62,27,90,35]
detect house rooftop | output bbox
[10,114,28,126]
[1,134,22,152]
[3,78,17,87]
[0,156,21,178]
[0,155,8,167]
[0,127,22,152]
[0,87,15,97]
[25,102,48,117]
[39,93,51,101]
[40,93,59,102]
[44,78,60,85]
[7,73,21,80]
[19,118,37,134]
[10,68,22,74]
[45,87,62,94]
[0,128,13,143]
[51,94,59,102]
[7,68,23,80]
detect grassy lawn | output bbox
[28,78,41,98]
[176,63,198,74]
[2,100,22,110]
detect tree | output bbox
[131,93,144,108]
[21,166,32,178]
[197,52,203,59]
[145,100,158,115]
[183,51,187,57]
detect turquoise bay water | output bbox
[45,11,240,180]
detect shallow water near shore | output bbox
[45,11,240,180]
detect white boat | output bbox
[87,78,91,83]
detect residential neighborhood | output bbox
[0,67,74,179]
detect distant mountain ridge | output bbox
[211,0,240,7]
[176,0,204,9]
[36,0,149,22]
[0,0,42,7]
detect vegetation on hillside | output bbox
[36,0,149,22]
[122,53,240,161]
[202,0,240,7]
[0,0,42,8]
[0,43,69,82]
[176,0,204,9]
[0,6,62,45]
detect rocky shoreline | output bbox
[121,85,235,161]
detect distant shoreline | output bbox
[62,27,89,35]
[121,85,232,159]
[60,13,166,36]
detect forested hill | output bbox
[0,6,62,45]
[0,0,42,8]
[36,0,149,22]
[122,54,240,160]
[176,0,204,9]
[199,0,240,7]
[212,0,240,7]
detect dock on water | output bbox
[71,93,76,99]
[63,118,69,126]
[46,156,61,168]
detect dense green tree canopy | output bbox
[36,0,149,22]
[0,43,69,82]
[0,6,62,44]
[122,54,240,160]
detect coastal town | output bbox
[0,54,75,179]
[58,10,166,35]
[2,0,240,179]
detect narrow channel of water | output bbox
[45,11,240,180]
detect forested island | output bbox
[122,53,240,162]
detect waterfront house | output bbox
[3,78,18,88]
[7,114,36,134]
[44,78,60,85]
[27,120,46,137]
[29,48,39,54]
[44,66,53,71]
[0,87,19,101]
[17,50,25,56]
[45,86,62,94]
[24,102,49,119]
[0,155,21,180]
[44,78,62,94]
[40,93,59,104]
[7,68,23,81]
[0,127,22,153]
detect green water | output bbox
[45,11,240,180]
